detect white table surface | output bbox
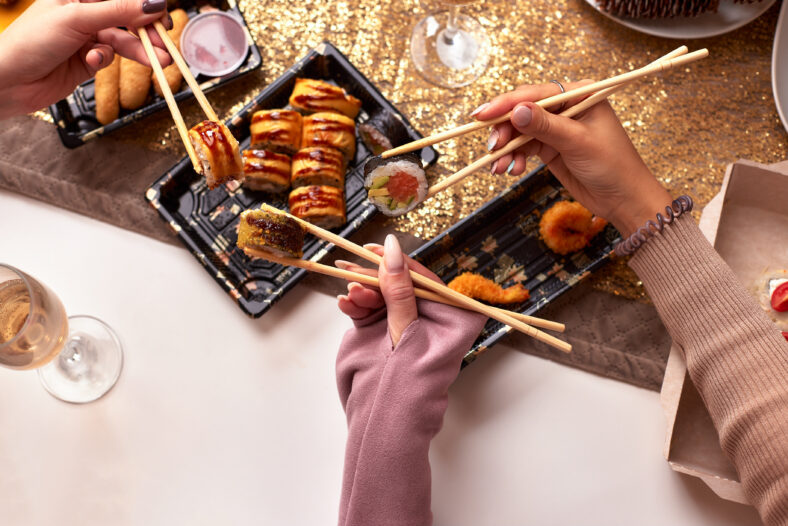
[0,189,764,526]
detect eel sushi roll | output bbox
[288,185,346,229]
[250,109,302,155]
[291,147,346,189]
[188,120,244,189]
[237,209,306,258]
[363,153,427,217]
[242,150,291,193]
[288,78,362,119]
[302,112,356,161]
[359,109,410,156]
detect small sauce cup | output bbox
[180,11,249,78]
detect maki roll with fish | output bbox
[242,150,291,193]
[359,109,410,156]
[302,112,356,161]
[288,185,346,229]
[291,147,346,189]
[250,109,302,155]
[363,153,427,217]
[289,78,362,119]
[189,120,244,189]
[237,208,306,258]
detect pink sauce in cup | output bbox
[180,11,249,77]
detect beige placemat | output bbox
[0,116,672,390]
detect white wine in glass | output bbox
[410,0,490,88]
[0,264,122,403]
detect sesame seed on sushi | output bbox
[363,153,427,217]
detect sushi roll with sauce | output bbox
[359,108,410,156]
[302,112,356,161]
[242,150,291,193]
[288,185,346,229]
[363,153,427,217]
[237,209,306,258]
[189,120,243,189]
[250,109,302,155]
[289,78,362,119]
[291,147,346,189]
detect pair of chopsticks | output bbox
[137,21,217,174]
[248,204,572,353]
[381,46,707,198]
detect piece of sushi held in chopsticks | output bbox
[359,109,410,156]
[242,150,291,193]
[363,152,427,216]
[237,209,306,258]
[302,112,356,161]
[289,78,362,119]
[188,120,244,189]
[250,109,302,155]
[288,185,346,229]
[291,147,346,188]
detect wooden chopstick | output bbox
[242,248,564,332]
[243,247,568,350]
[152,20,219,123]
[381,47,708,159]
[138,26,201,174]
[258,204,571,353]
[426,46,690,198]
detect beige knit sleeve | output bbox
[629,214,788,526]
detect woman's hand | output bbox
[335,234,443,347]
[0,0,172,118]
[472,82,673,236]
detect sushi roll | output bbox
[242,150,291,193]
[288,78,362,119]
[250,109,302,155]
[358,109,410,156]
[302,112,356,161]
[288,185,346,229]
[188,120,244,189]
[363,153,427,217]
[291,147,346,189]
[237,209,306,259]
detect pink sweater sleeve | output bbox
[335,300,488,526]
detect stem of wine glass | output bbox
[444,5,460,43]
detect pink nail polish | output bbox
[490,160,498,174]
[383,234,404,273]
[512,105,533,128]
[487,129,498,151]
[470,102,489,118]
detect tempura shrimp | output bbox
[448,272,530,304]
[539,201,608,255]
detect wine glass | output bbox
[410,0,490,88]
[0,264,123,403]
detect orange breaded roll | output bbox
[152,9,189,96]
[291,147,345,189]
[189,120,244,188]
[250,110,302,154]
[243,150,291,193]
[302,112,356,160]
[288,185,346,229]
[289,78,361,119]
[119,57,151,110]
[94,56,120,125]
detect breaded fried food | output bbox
[448,273,530,304]
[119,57,151,110]
[539,201,608,255]
[94,55,120,125]
[152,9,189,96]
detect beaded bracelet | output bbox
[614,195,693,256]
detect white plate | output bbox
[773,0,788,134]
[583,0,776,39]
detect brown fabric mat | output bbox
[0,116,671,390]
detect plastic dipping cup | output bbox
[180,11,249,77]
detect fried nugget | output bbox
[94,55,120,125]
[119,57,151,110]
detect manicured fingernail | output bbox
[95,50,105,66]
[142,0,166,14]
[363,243,383,250]
[348,282,363,292]
[512,105,533,128]
[487,129,498,151]
[490,160,498,174]
[165,14,174,30]
[337,294,348,302]
[383,234,404,273]
[506,160,515,175]
[470,102,489,118]
[335,259,352,270]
